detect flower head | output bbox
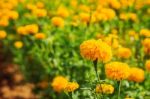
[51,17,64,27]
[14,41,23,49]
[51,76,68,93]
[128,67,145,83]
[116,47,132,59]
[0,30,7,39]
[105,62,130,80]
[146,60,150,71]
[65,82,79,92]
[96,84,114,94]
[80,39,112,62]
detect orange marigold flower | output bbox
[96,84,114,94]
[128,67,145,83]
[145,60,150,71]
[80,39,112,62]
[51,76,68,93]
[14,41,23,49]
[25,24,39,34]
[105,62,130,81]
[51,17,64,27]
[65,82,79,92]
[34,33,46,39]
[142,38,150,55]
[0,30,7,39]
[117,47,132,59]
[140,29,150,37]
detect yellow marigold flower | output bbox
[51,76,68,93]
[57,6,69,18]
[95,84,114,94]
[140,29,150,37]
[79,12,90,24]
[119,13,129,21]
[32,8,47,17]
[51,17,64,27]
[129,13,138,22]
[128,67,145,83]
[0,30,7,39]
[109,0,121,9]
[8,11,19,20]
[34,33,46,39]
[26,4,37,11]
[80,39,112,62]
[105,62,130,81]
[145,60,150,71]
[0,17,9,27]
[14,41,23,49]
[65,82,79,92]
[117,47,132,59]
[25,24,39,34]
[17,26,27,35]
[36,2,45,9]
[142,38,150,55]
[101,8,116,20]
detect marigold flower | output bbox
[0,17,9,27]
[51,17,64,27]
[145,60,150,71]
[25,24,39,34]
[32,8,47,17]
[34,33,46,39]
[105,62,130,80]
[57,6,69,18]
[117,47,132,59]
[128,67,145,83]
[65,82,79,92]
[17,26,27,35]
[80,39,112,62]
[95,84,114,94]
[0,30,7,39]
[140,29,150,37]
[142,38,150,55]
[8,11,19,20]
[51,76,68,93]
[14,41,23,49]
[36,2,45,8]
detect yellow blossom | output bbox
[14,41,23,49]
[145,60,150,71]
[105,62,130,81]
[65,82,79,92]
[51,76,68,93]
[0,30,7,39]
[34,33,46,39]
[128,67,145,83]
[51,17,64,27]
[80,39,112,62]
[96,84,114,94]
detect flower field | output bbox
[0,0,150,99]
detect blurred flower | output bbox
[142,38,150,55]
[25,24,39,34]
[96,84,114,94]
[145,60,150,71]
[51,17,64,27]
[57,6,69,18]
[0,17,9,27]
[32,8,47,17]
[140,29,150,37]
[116,47,132,59]
[65,82,79,92]
[14,41,23,49]
[0,30,7,39]
[34,33,46,39]
[128,67,145,83]
[80,39,112,62]
[105,62,130,80]
[51,76,68,93]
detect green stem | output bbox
[118,81,122,99]
[93,59,104,99]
